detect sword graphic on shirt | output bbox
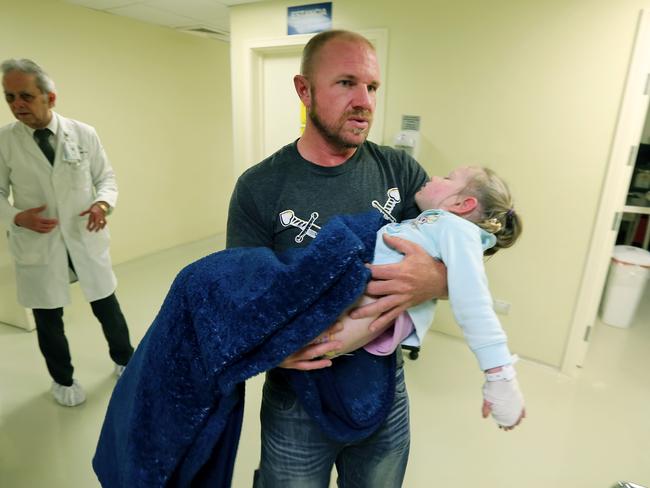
[279,210,321,243]
[372,188,401,222]
[279,188,401,242]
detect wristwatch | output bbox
[95,201,111,215]
[484,364,516,382]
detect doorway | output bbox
[260,49,302,157]
[562,9,650,375]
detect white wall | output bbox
[0,0,233,265]
[230,0,646,368]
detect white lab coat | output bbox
[0,112,118,308]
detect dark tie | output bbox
[34,128,55,165]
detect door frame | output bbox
[237,28,388,179]
[561,9,650,375]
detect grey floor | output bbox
[0,236,649,488]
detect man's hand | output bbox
[79,202,108,232]
[279,321,344,370]
[349,234,448,332]
[278,340,343,370]
[14,205,58,233]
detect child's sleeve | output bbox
[436,218,512,370]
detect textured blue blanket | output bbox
[93,212,397,487]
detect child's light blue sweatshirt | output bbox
[373,209,512,370]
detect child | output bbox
[314,166,526,429]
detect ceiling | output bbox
[62,0,269,41]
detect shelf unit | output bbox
[623,205,650,215]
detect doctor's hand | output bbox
[80,203,107,232]
[349,234,448,332]
[14,205,58,233]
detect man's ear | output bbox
[47,91,56,108]
[293,75,311,108]
[451,196,478,216]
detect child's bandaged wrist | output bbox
[484,363,516,382]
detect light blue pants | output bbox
[253,365,410,488]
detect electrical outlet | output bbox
[493,299,511,315]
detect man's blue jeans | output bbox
[253,364,410,488]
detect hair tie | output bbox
[487,217,502,233]
[506,208,515,218]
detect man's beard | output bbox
[308,95,372,150]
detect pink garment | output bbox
[363,312,415,356]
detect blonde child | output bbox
[315,166,525,429]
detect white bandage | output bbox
[482,375,525,427]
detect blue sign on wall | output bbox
[287,2,332,35]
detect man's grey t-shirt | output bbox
[227,140,428,252]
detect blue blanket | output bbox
[93,212,396,487]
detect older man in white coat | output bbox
[0,59,133,407]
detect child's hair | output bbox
[465,167,522,256]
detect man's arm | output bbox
[349,234,448,331]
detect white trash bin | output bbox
[600,245,650,328]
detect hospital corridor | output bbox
[2,1,650,487]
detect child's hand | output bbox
[482,370,526,430]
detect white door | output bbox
[562,9,650,374]
[261,50,303,157]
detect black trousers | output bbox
[32,293,134,386]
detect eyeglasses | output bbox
[4,92,40,103]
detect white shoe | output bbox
[114,363,126,378]
[51,380,86,407]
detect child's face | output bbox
[415,166,480,211]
